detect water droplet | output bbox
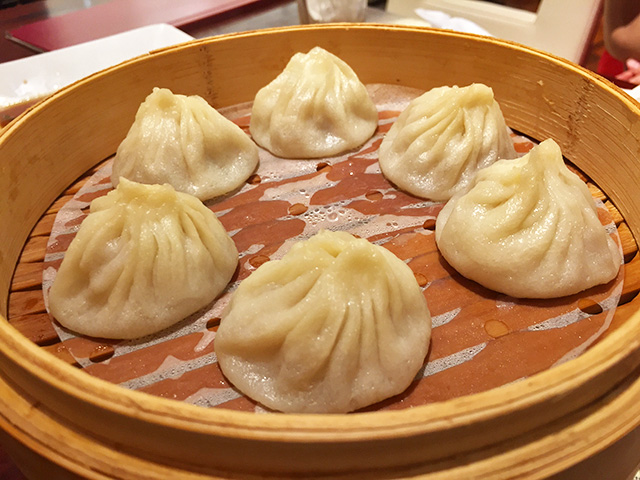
[288,203,308,215]
[484,320,510,339]
[423,218,436,230]
[249,255,270,268]
[414,272,428,287]
[365,190,383,201]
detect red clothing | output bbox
[598,49,626,77]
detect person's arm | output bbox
[604,0,640,61]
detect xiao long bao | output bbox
[48,178,238,339]
[112,87,259,201]
[215,230,432,413]
[435,139,622,299]
[379,83,517,201]
[249,46,379,158]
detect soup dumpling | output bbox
[215,230,431,413]
[435,139,622,298]
[379,83,517,201]
[112,87,258,201]
[48,178,238,339]
[249,47,378,158]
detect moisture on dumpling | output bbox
[379,83,517,201]
[112,87,258,201]
[215,230,431,413]
[435,139,622,299]
[48,178,238,339]
[249,46,378,158]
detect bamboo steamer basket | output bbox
[1,24,640,479]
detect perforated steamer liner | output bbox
[0,24,640,479]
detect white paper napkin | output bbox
[414,8,492,36]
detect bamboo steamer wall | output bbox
[1,24,640,479]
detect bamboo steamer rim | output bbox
[1,23,640,473]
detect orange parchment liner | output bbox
[42,84,624,413]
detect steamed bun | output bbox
[249,47,378,158]
[379,83,517,201]
[112,87,258,201]
[215,230,431,413]
[49,178,238,339]
[435,139,622,298]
